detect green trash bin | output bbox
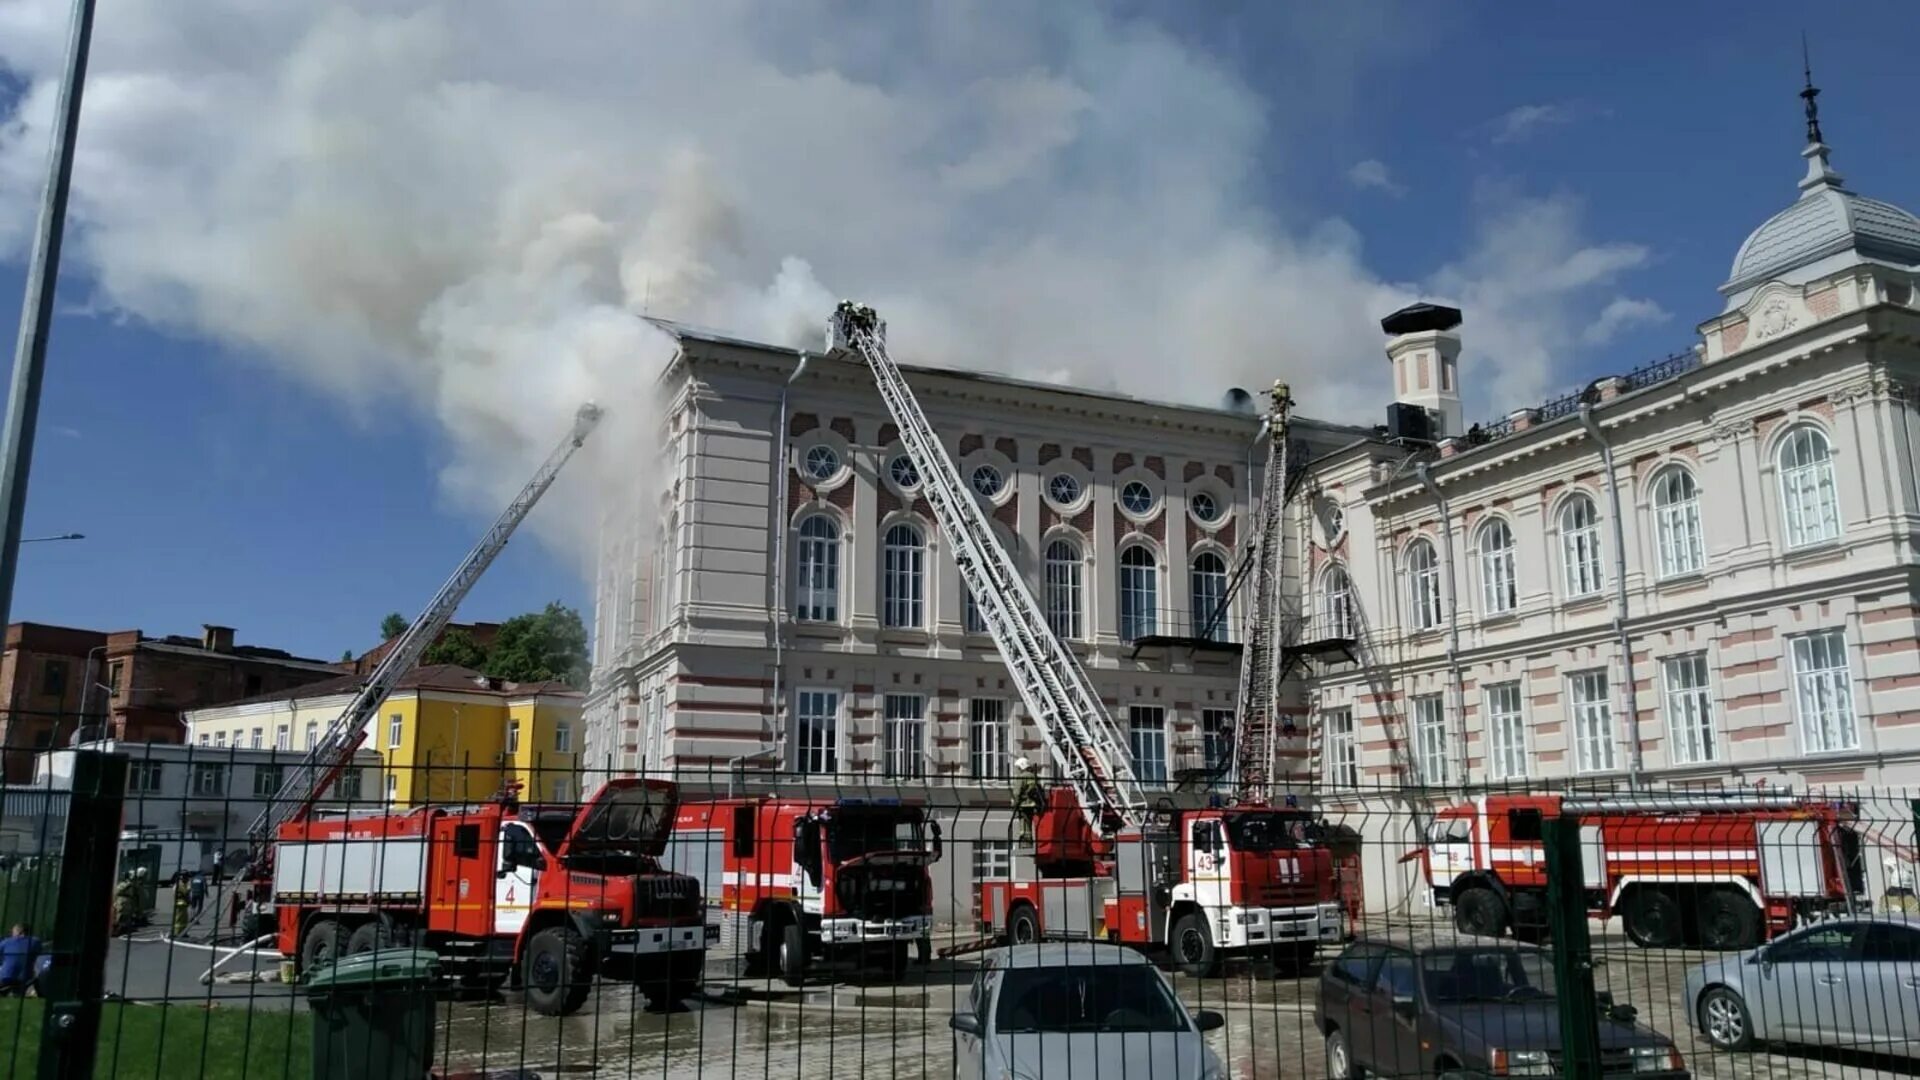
[303,947,442,1080]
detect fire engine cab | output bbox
[1419,792,1868,949]
[671,797,940,985]
[273,779,714,1014]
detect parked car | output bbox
[1685,914,1920,1056]
[1317,932,1689,1080]
[950,942,1226,1080]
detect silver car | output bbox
[950,942,1227,1080]
[1684,915,1920,1055]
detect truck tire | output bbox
[523,925,594,1016]
[1170,911,1220,978]
[777,921,808,988]
[1697,889,1761,951]
[1624,888,1683,949]
[1453,887,1508,938]
[1004,905,1041,947]
[346,921,395,956]
[301,918,347,976]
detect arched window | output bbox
[1043,539,1083,639]
[1778,426,1841,547]
[1479,519,1517,615]
[881,522,926,629]
[1190,551,1230,643]
[1406,540,1442,630]
[1322,566,1355,639]
[1118,545,1158,641]
[793,514,840,622]
[1559,495,1604,597]
[1652,466,1705,577]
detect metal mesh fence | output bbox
[6,746,1920,1078]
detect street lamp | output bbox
[20,532,82,543]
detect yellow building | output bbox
[184,664,583,806]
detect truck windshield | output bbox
[1225,812,1317,852]
[994,966,1189,1033]
[827,810,924,862]
[1419,948,1556,1004]
[1426,818,1472,845]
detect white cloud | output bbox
[1581,297,1671,346]
[1491,103,1572,144]
[1346,159,1406,197]
[0,3,1656,556]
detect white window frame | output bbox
[1322,708,1358,788]
[1778,425,1842,547]
[1200,707,1234,782]
[506,719,521,755]
[971,841,1013,916]
[250,727,263,750]
[192,762,227,796]
[1652,467,1706,578]
[1559,495,1605,598]
[1484,682,1528,781]
[305,721,317,750]
[1118,545,1158,642]
[1478,519,1518,615]
[1569,670,1616,773]
[1322,566,1355,639]
[1661,652,1717,765]
[1190,551,1230,643]
[882,522,926,629]
[964,587,988,634]
[1128,705,1167,784]
[968,698,1008,780]
[554,720,572,753]
[794,688,841,774]
[883,693,927,779]
[1791,629,1859,754]
[127,760,164,794]
[794,514,842,622]
[276,725,289,751]
[1406,540,1443,631]
[1413,694,1449,785]
[387,713,403,748]
[1044,539,1083,640]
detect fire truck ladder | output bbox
[826,302,1147,834]
[245,403,604,860]
[1231,383,1293,804]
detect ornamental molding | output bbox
[1752,294,1801,341]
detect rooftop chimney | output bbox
[202,624,236,653]
[1381,303,1464,440]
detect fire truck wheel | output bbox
[777,922,808,988]
[1004,905,1041,948]
[1697,889,1761,951]
[523,925,594,1016]
[1623,888,1683,949]
[1452,888,1508,938]
[345,921,395,956]
[1170,912,1219,978]
[300,918,347,976]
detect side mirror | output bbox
[1194,1009,1226,1033]
[949,1013,982,1037]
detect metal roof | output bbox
[1725,157,1920,295]
[984,941,1157,969]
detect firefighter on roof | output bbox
[1011,757,1044,842]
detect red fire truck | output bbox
[273,780,715,1014]
[1418,792,1868,950]
[978,788,1346,975]
[670,797,940,986]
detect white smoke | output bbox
[0,2,1663,561]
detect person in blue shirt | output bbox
[0,924,42,995]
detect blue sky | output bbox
[0,3,1914,661]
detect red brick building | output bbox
[0,623,103,780]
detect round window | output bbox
[803,445,840,482]
[1191,491,1220,523]
[971,464,1004,498]
[1120,480,1156,516]
[1318,497,1345,542]
[1048,473,1082,506]
[888,455,921,490]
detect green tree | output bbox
[379,612,408,640]
[422,627,489,669]
[340,648,354,663]
[486,602,590,688]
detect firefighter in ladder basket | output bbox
[1011,758,1044,842]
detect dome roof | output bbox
[1724,145,1920,296]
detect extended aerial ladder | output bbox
[826,302,1147,835]
[244,403,604,871]
[1230,383,1293,803]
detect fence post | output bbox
[36,748,125,1080]
[1544,812,1603,1080]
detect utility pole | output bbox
[0,0,98,631]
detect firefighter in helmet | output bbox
[1011,757,1045,842]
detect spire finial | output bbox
[1800,32,1824,145]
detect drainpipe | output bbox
[1579,404,1643,790]
[1413,462,1466,791]
[766,352,812,773]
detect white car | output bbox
[1685,915,1920,1056]
[950,942,1226,1080]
